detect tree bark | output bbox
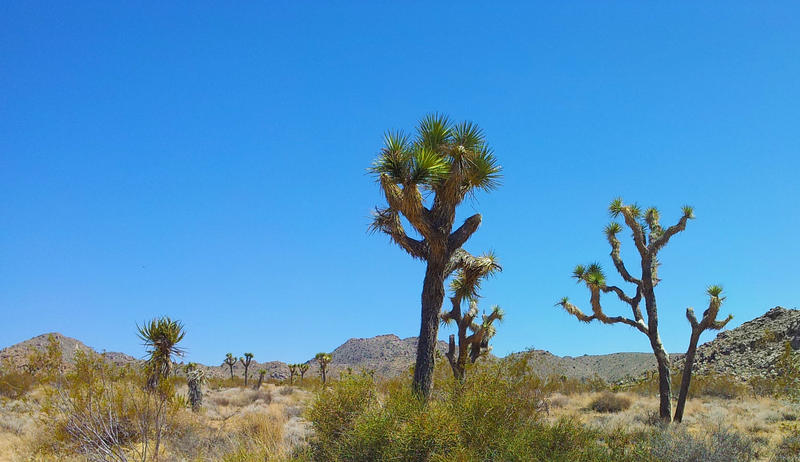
[413,260,446,398]
[674,330,701,423]
[651,339,672,422]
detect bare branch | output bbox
[650,212,692,254]
[448,214,482,252]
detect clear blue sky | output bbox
[2,2,798,366]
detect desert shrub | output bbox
[0,366,36,399]
[543,374,610,395]
[771,434,800,462]
[589,392,632,413]
[648,425,757,462]
[688,373,749,399]
[279,386,295,396]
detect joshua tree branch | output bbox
[607,234,642,285]
[620,209,648,256]
[651,214,690,254]
[448,214,482,252]
[370,208,428,260]
[559,296,648,335]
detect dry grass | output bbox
[547,391,800,461]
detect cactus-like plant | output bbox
[440,253,503,381]
[184,363,205,412]
[288,364,298,385]
[298,363,309,382]
[674,285,732,422]
[557,199,696,422]
[369,114,502,398]
[223,353,236,378]
[254,369,266,390]
[240,352,254,386]
[315,353,332,385]
[137,316,185,391]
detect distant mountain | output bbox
[3,306,797,382]
[674,306,800,379]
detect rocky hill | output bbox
[0,333,137,369]
[509,350,660,382]
[675,306,800,379]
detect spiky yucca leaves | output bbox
[299,363,309,382]
[557,198,696,422]
[137,316,185,391]
[315,353,332,386]
[223,353,236,378]
[440,253,503,381]
[186,365,205,411]
[240,352,254,387]
[369,114,502,399]
[288,364,299,385]
[674,286,733,422]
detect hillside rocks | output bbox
[675,306,800,379]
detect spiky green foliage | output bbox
[316,352,332,385]
[298,362,309,382]
[240,352,254,387]
[369,114,502,398]
[557,198,699,422]
[137,316,185,390]
[288,363,299,385]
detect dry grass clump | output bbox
[589,391,632,413]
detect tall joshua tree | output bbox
[224,353,237,378]
[137,316,186,391]
[288,364,298,385]
[298,363,309,383]
[240,353,254,386]
[440,254,503,382]
[557,198,695,422]
[674,286,732,422]
[315,352,332,385]
[369,114,501,398]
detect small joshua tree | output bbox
[223,353,236,378]
[369,114,502,398]
[184,363,205,412]
[315,353,332,385]
[298,363,309,383]
[557,198,695,422]
[674,285,732,422]
[440,254,503,382]
[288,364,298,385]
[254,369,266,390]
[240,353,254,387]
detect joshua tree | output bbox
[184,363,205,412]
[137,316,186,391]
[254,369,266,390]
[223,353,236,378]
[315,353,332,385]
[240,353,254,386]
[369,114,502,398]
[288,364,298,385]
[440,254,503,382]
[298,363,309,382]
[674,286,732,422]
[557,199,695,422]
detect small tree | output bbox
[254,369,266,390]
[558,199,695,422]
[288,364,298,385]
[674,285,732,422]
[298,363,309,383]
[315,353,332,385]
[184,363,205,412]
[137,317,185,391]
[440,254,503,382]
[223,353,236,378]
[240,353,254,387]
[369,114,502,398]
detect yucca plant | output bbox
[288,364,298,385]
[369,114,501,398]
[299,363,309,383]
[240,353,254,386]
[557,199,696,422]
[674,285,732,422]
[223,352,236,378]
[254,369,266,390]
[184,362,205,412]
[137,316,185,391]
[315,353,332,386]
[441,253,503,382]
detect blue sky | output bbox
[1,2,798,366]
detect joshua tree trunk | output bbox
[254,371,265,390]
[413,260,446,397]
[674,330,700,423]
[228,364,234,378]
